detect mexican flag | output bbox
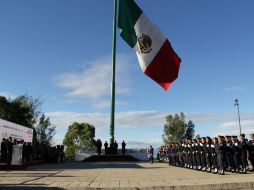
[118,0,181,90]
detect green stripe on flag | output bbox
[118,0,142,48]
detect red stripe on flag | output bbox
[144,40,181,91]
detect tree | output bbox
[0,95,56,144]
[163,113,195,143]
[63,122,96,160]
[35,113,56,145]
[184,120,195,140]
[0,95,41,128]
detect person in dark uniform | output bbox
[225,136,234,172]
[1,138,7,163]
[216,135,225,175]
[22,141,27,162]
[113,141,118,154]
[248,134,254,172]
[104,141,108,155]
[194,138,201,170]
[200,137,207,171]
[96,139,102,155]
[121,140,126,155]
[179,141,185,167]
[7,137,13,164]
[191,139,197,169]
[60,145,65,163]
[182,141,188,167]
[205,137,212,172]
[170,143,175,166]
[148,145,154,164]
[212,137,218,173]
[26,142,33,162]
[187,139,193,168]
[239,134,248,173]
[232,136,241,172]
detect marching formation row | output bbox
[157,134,254,175]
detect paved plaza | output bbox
[0,161,254,190]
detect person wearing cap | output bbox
[186,139,192,169]
[194,138,201,170]
[232,136,241,172]
[239,134,248,173]
[205,136,212,172]
[248,133,254,172]
[200,137,207,171]
[191,139,198,170]
[211,137,218,173]
[225,136,234,172]
[216,135,225,175]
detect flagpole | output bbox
[109,0,117,146]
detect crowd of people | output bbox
[0,137,65,164]
[157,133,254,175]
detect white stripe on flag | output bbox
[134,13,167,72]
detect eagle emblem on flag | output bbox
[137,34,152,53]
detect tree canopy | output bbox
[0,95,55,145]
[0,95,41,128]
[35,113,56,145]
[63,122,96,160]
[163,112,195,143]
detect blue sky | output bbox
[1,0,254,147]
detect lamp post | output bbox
[234,99,242,135]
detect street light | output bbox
[234,99,242,135]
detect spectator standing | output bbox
[22,141,27,162]
[26,142,33,162]
[97,139,102,155]
[7,137,13,164]
[113,141,118,154]
[104,141,108,155]
[1,138,7,162]
[122,140,126,155]
[147,145,154,164]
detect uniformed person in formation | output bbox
[162,133,254,175]
[248,134,254,171]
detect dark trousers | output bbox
[241,153,247,169]
[188,153,192,166]
[7,152,12,164]
[217,154,224,171]
[212,153,218,168]
[226,153,233,169]
[195,153,201,167]
[1,152,7,162]
[200,152,206,168]
[192,153,197,167]
[234,153,241,170]
[205,154,211,168]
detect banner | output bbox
[0,118,33,143]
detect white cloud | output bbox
[0,92,16,99]
[46,110,166,132]
[47,110,254,130]
[216,120,254,137]
[46,111,254,145]
[54,54,133,101]
[224,86,244,92]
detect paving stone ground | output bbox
[0,161,254,190]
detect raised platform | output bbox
[0,160,45,170]
[83,155,139,162]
